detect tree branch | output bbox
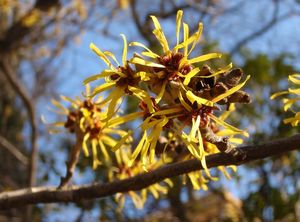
[0,133,28,166]
[0,58,38,188]
[229,0,292,56]
[129,0,156,47]
[0,134,299,210]
[58,130,84,189]
[0,0,60,52]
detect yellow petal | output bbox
[164,178,173,187]
[283,98,300,111]
[51,99,69,113]
[288,88,300,94]
[44,120,65,127]
[141,51,159,59]
[283,112,300,126]
[197,129,205,158]
[103,128,127,136]
[216,129,240,137]
[97,89,119,106]
[289,74,300,85]
[174,23,203,56]
[134,71,154,81]
[115,149,122,166]
[228,137,243,144]
[104,51,120,66]
[108,111,143,127]
[181,133,200,158]
[212,75,250,103]
[128,86,155,113]
[149,186,159,199]
[176,10,183,46]
[149,118,168,163]
[90,82,116,97]
[218,103,235,121]
[151,15,170,53]
[83,70,116,85]
[155,80,167,103]
[120,34,127,66]
[179,56,188,70]
[85,84,91,97]
[129,131,147,166]
[183,22,189,56]
[90,43,114,68]
[130,57,165,68]
[270,91,289,99]
[189,53,222,64]
[209,114,249,137]
[218,166,231,180]
[111,131,131,152]
[200,63,233,78]
[101,135,117,147]
[98,139,110,161]
[129,191,144,209]
[60,95,79,107]
[283,117,299,126]
[183,67,200,85]
[228,165,237,172]
[151,107,182,117]
[154,183,168,194]
[92,139,101,169]
[178,90,192,111]
[188,22,203,55]
[186,90,214,107]
[188,173,201,190]
[140,118,162,131]
[189,115,201,140]
[48,129,63,134]
[129,41,159,58]
[82,133,90,157]
[106,88,124,119]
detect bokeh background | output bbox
[0,0,300,221]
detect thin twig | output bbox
[0,133,299,209]
[58,130,84,189]
[229,0,293,55]
[0,58,38,188]
[0,133,28,165]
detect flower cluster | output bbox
[271,74,300,126]
[85,10,250,165]
[109,147,172,209]
[46,10,251,208]
[45,87,131,169]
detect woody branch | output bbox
[0,133,299,210]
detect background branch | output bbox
[0,133,28,166]
[229,0,293,55]
[0,58,38,188]
[0,133,299,210]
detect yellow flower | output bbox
[108,91,248,177]
[271,74,300,126]
[78,10,250,188]
[129,11,250,120]
[84,34,154,118]
[129,10,225,104]
[110,147,172,209]
[44,86,131,169]
[107,98,179,168]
